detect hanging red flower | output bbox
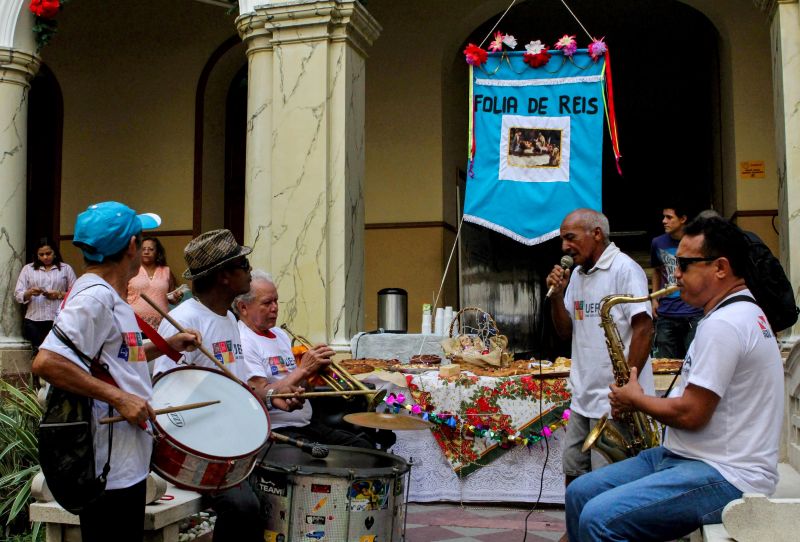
[523,51,552,68]
[464,43,489,67]
[29,0,60,19]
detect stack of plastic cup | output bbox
[434,307,445,336]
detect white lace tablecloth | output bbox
[350,332,446,362]
[391,428,566,503]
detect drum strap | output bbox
[135,314,182,362]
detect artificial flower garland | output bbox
[29,0,63,50]
[463,33,607,68]
[384,386,570,450]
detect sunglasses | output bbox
[676,256,717,272]
[229,257,251,271]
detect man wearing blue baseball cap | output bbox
[33,202,201,542]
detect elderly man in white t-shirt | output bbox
[564,214,784,541]
[546,208,654,487]
[236,270,375,449]
[33,202,200,542]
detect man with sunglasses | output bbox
[564,215,784,542]
[152,229,294,542]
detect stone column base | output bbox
[0,346,33,378]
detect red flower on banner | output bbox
[29,0,60,19]
[523,51,551,68]
[464,43,489,67]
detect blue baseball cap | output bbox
[73,202,161,262]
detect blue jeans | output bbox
[653,314,702,359]
[565,446,742,541]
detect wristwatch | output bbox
[265,388,274,410]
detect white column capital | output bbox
[0,47,39,87]
[254,0,381,57]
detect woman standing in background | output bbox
[127,236,185,327]
[14,239,77,351]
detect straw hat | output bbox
[182,229,252,280]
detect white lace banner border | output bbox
[475,74,603,87]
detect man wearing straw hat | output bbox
[33,202,201,542]
[152,229,298,542]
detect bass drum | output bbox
[253,444,410,542]
[151,367,270,491]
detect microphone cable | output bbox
[522,277,560,541]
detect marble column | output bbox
[0,48,40,371]
[238,14,274,272]
[237,1,380,350]
[770,0,800,346]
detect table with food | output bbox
[340,313,683,504]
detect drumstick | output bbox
[270,389,379,399]
[140,293,242,384]
[99,400,221,424]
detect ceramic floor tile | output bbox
[404,525,483,541]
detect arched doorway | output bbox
[453,0,720,357]
[26,63,63,260]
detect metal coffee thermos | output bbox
[377,288,408,333]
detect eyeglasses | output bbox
[229,257,250,271]
[676,256,717,272]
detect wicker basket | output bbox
[440,307,512,369]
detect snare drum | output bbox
[151,367,270,491]
[253,444,409,541]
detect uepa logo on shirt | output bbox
[573,300,601,321]
[757,315,774,339]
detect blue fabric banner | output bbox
[465,50,606,245]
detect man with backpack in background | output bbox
[32,202,200,542]
[650,202,704,359]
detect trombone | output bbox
[280,323,387,411]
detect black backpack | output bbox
[742,231,799,332]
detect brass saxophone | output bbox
[581,285,680,463]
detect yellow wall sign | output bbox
[739,161,766,179]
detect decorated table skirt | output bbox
[403,372,571,477]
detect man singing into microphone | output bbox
[546,209,654,488]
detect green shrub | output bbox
[0,378,42,541]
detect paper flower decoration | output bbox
[488,31,505,52]
[588,37,608,61]
[524,40,547,55]
[554,34,578,57]
[464,43,489,67]
[523,44,552,68]
[29,0,60,19]
[502,34,518,50]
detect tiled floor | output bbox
[404,502,566,542]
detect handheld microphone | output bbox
[545,255,574,298]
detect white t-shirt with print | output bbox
[153,298,250,382]
[563,242,654,418]
[664,290,783,495]
[239,323,312,429]
[39,274,152,490]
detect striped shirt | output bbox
[14,262,77,322]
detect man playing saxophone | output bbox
[565,215,784,541]
[546,208,654,487]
